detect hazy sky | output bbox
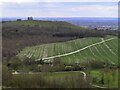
[1,0,119,17]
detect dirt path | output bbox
[91,84,107,88]
[36,38,115,61]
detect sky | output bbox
[0,0,119,18]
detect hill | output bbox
[17,36,118,67]
[3,20,114,61]
[2,20,86,60]
[2,20,83,29]
[2,20,118,88]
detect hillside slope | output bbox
[2,20,117,61]
[2,20,86,60]
[17,36,118,67]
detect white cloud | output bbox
[70,5,118,17]
[71,5,118,11]
[1,0,38,3]
[1,0,49,3]
[96,6,118,11]
[1,1,118,17]
[1,0,119,3]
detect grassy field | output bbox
[8,71,90,88]
[3,69,118,88]
[17,35,118,66]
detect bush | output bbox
[64,66,74,71]
[90,61,105,68]
[83,60,105,69]
[72,64,85,71]
[10,57,22,70]
[23,57,35,65]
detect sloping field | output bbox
[17,36,118,65]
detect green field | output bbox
[8,71,90,88]
[9,69,118,88]
[17,35,118,66]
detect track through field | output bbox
[36,38,115,61]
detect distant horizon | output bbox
[1,17,118,18]
[1,17,118,23]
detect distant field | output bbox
[17,35,118,66]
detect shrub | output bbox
[10,57,22,70]
[64,66,74,71]
[83,60,105,69]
